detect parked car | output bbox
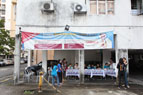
[26,60,58,75]
[3,59,14,65]
[0,60,6,66]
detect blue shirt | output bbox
[51,65,58,76]
[58,63,62,72]
[104,65,110,69]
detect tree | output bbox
[0,19,4,28]
[0,20,15,55]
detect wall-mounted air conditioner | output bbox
[74,3,87,14]
[41,3,54,12]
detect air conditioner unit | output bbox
[74,4,87,14]
[42,3,54,12]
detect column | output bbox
[102,50,111,68]
[79,50,85,84]
[75,50,79,67]
[118,49,129,73]
[27,50,32,67]
[14,29,21,84]
[42,50,47,73]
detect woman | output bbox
[51,62,60,87]
[117,58,126,89]
[74,63,79,69]
[123,57,130,88]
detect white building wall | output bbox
[54,50,75,64]
[16,0,143,49]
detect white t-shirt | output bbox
[110,63,116,69]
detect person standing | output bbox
[51,62,60,87]
[123,57,130,88]
[62,58,67,80]
[117,58,126,89]
[109,58,115,69]
[57,59,62,84]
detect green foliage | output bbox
[0,20,15,55]
[0,19,5,28]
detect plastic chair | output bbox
[23,68,34,83]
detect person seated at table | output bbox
[104,63,110,69]
[87,64,91,69]
[91,64,95,69]
[68,64,73,69]
[94,65,96,69]
[74,63,79,69]
[96,64,101,69]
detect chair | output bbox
[23,68,34,83]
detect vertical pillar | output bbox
[79,50,85,84]
[102,50,111,68]
[116,49,129,74]
[27,50,32,67]
[118,49,129,73]
[42,50,47,73]
[75,50,79,65]
[115,34,118,78]
[14,28,21,84]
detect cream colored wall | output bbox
[10,1,16,37]
[5,0,16,37]
[10,2,16,37]
[33,50,54,65]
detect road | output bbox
[0,64,27,79]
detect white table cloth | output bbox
[66,69,116,78]
[66,69,80,78]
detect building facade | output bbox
[14,0,143,83]
[0,0,6,20]
[4,0,17,37]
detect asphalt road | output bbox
[0,64,27,79]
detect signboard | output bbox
[22,31,114,50]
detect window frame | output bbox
[89,0,115,15]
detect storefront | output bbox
[19,30,122,83]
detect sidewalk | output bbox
[1,78,143,95]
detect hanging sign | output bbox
[22,31,114,50]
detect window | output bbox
[90,0,114,15]
[98,0,106,14]
[1,0,6,3]
[131,0,143,15]
[90,0,97,14]
[1,4,5,10]
[107,0,114,14]
[13,4,17,21]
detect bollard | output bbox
[38,71,43,92]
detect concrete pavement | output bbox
[0,78,143,95]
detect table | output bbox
[66,69,116,78]
[66,69,80,78]
[105,69,116,77]
[91,69,105,77]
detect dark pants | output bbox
[63,71,66,79]
[124,71,128,87]
[118,71,125,87]
[58,72,62,83]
